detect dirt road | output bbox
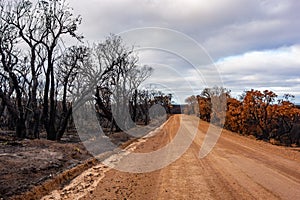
[43,114,300,200]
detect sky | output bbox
[68,0,300,103]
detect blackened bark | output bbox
[56,107,72,141]
[0,88,25,138]
[42,66,50,134]
[44,48,57,140]
[133,89,137,122]
[0,50,26,138]
[28,48,40,138]
[95,87,113,120]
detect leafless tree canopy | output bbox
[0,0,158,140]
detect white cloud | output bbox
[216,45,300,101]
[217,45,300,74]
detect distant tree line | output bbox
[0,0,173,140]
[185,87,300,147]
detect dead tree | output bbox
[0,1,26,138]
[56,46,88,140]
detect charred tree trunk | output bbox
[43,49,57,141]
[43,66,51,135]
[25,48,40,139]
[144,98,149,125]
[56,106,72,141]
[48,57,57,140]
[133,89,137,122]
[0,88,25,138]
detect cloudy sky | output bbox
[68,0,300,103]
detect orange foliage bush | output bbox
[186,88,300,146]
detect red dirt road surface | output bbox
[43,114,300,200]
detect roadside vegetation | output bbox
[185,87,300,147]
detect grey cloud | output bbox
[69,0,300,58]
[67,0,300,102]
